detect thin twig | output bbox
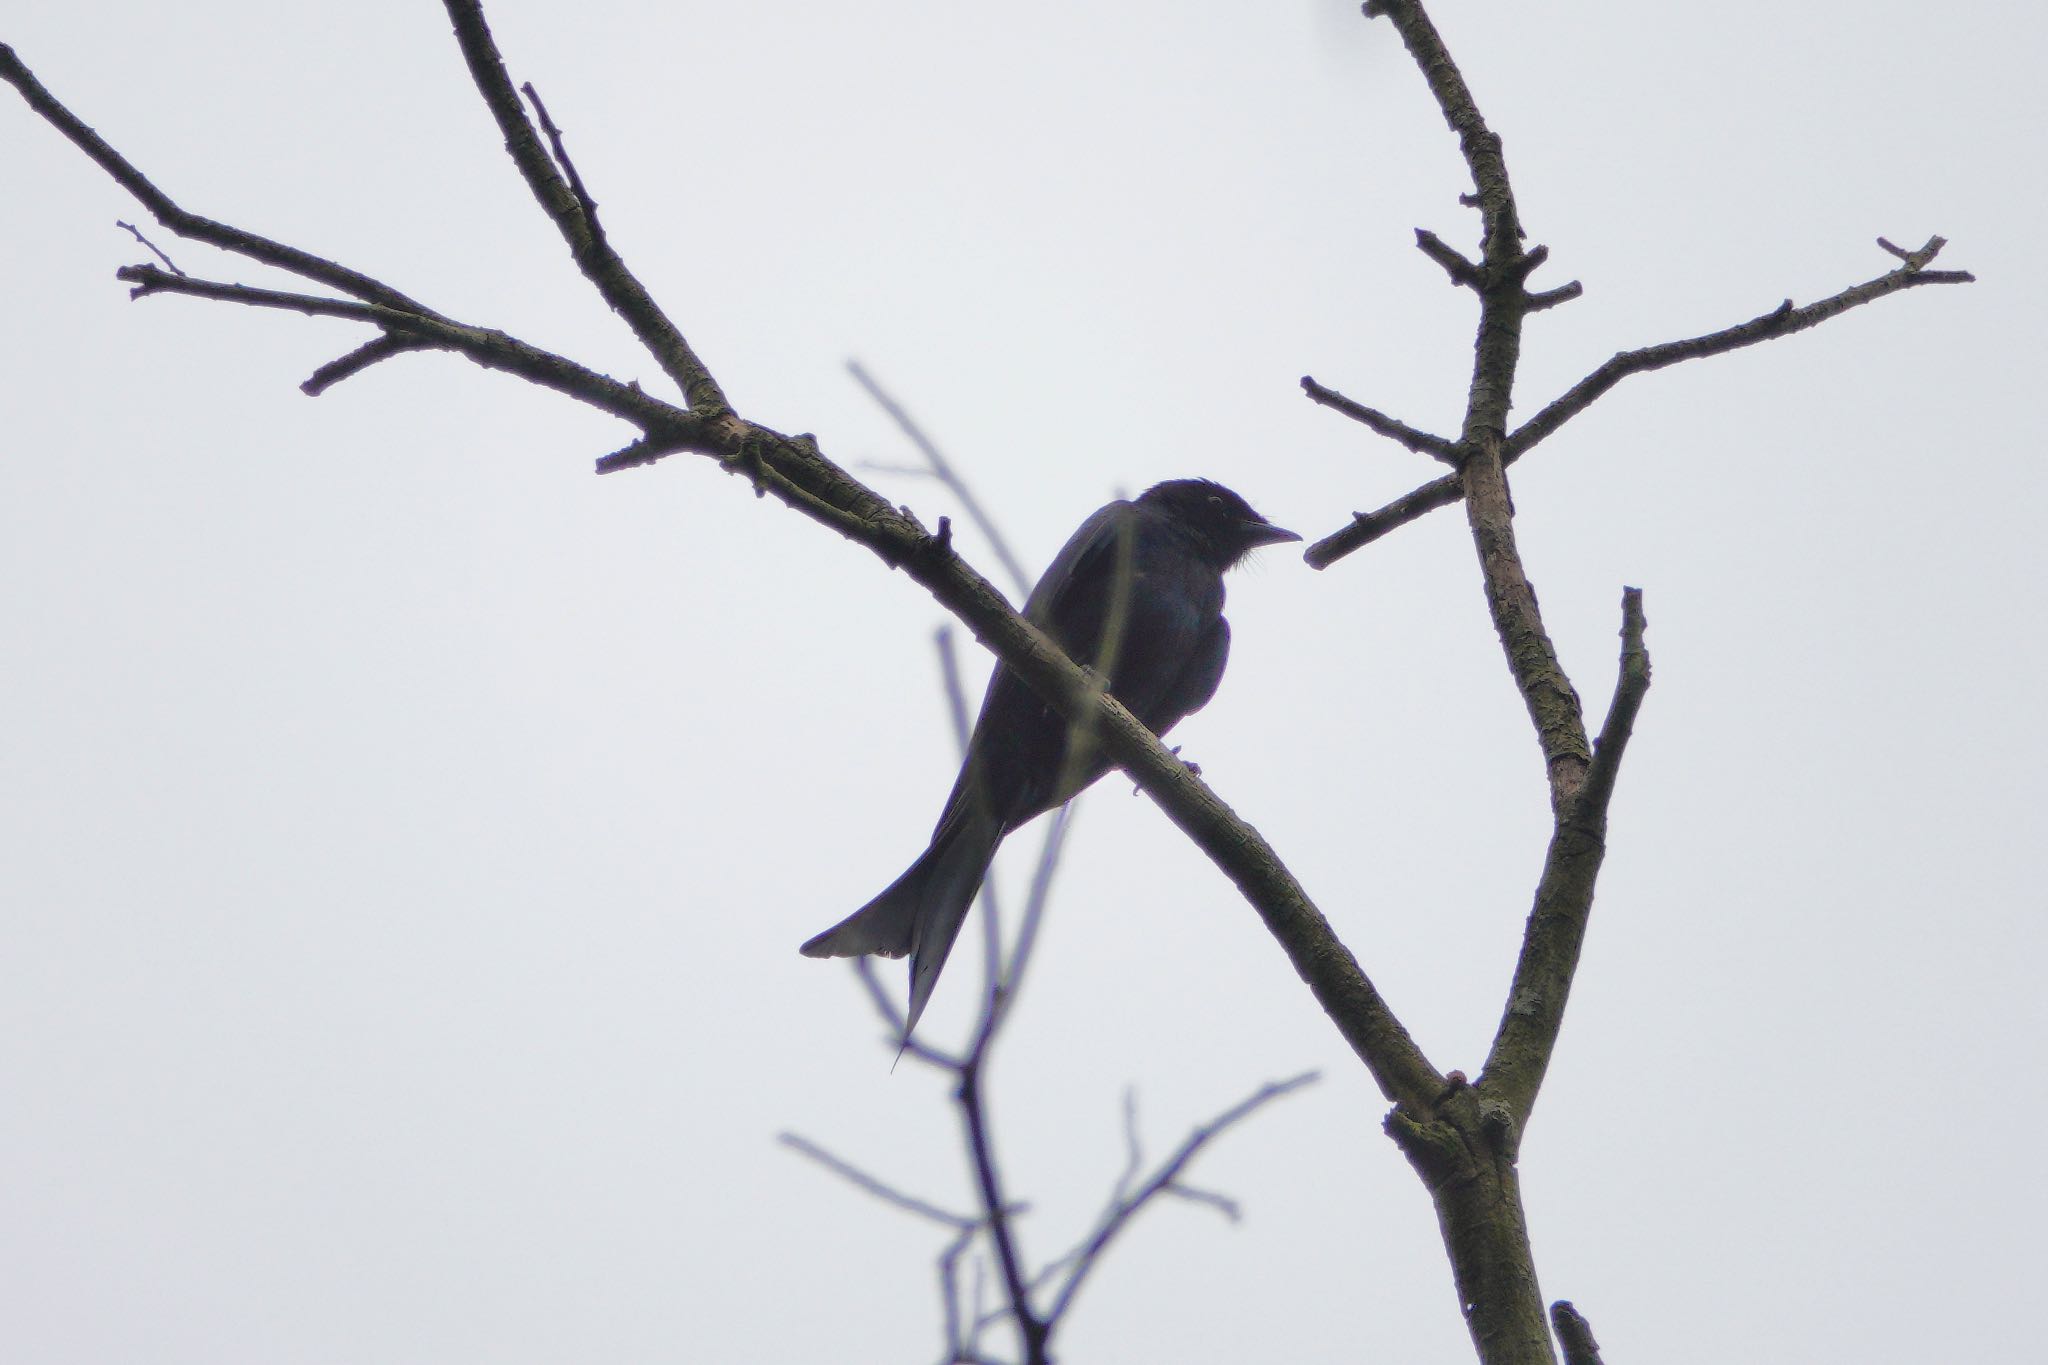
[986,803,1074,1040]
[1303,473,1462,569]
[1157,1182,1242,1221]
[1526,279,1583,312]
[849,360,1032,597]
[1043,1071,1319,1327]
[1308,238,1973,568]
[1,44,431,313]
[593,434,694,474]
[441,0,729,413]
[519,81,605,241]
[113,263,702,436]
[1574,588,1651,831]
[936,1223,978,1361]
[779,1132,979,1229]
[934,625,977,759]
[115,220,183,275]
[1299,375,1459,461]
[1115,1088,1144,1205]
[1414,227,1479,286]
[300,334,433,396]
[1510,240,1970,458]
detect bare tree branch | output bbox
[1157,1182,1243,1221]
[1306,238,1973,569]
[1299,375,1458,461]
[0,44,430,313]
[519,81,604,239]
[852,360,1034,598]
[957,1059,1047,1365]
[1508,240,1970,460]
[1525,279,1583,313]
[9,24,1440,1119]
[300,334,434,396]
[1480,590,1652,1128]
[1415,226,1480,286]
[114,219,183,274]
[779,1132,981,1230]
[441,0,729,413]
[1349,7,1652,1362]
[1302,473,1466,568]
[112,262,707,435]
[1576,589,1652,828]
[1043,1071,1320,1327]
[1366,1,1594,821]
[1551,1302,1606,1365]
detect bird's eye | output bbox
[1208,495,1225,508]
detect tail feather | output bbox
[801,806,1003,1037]
[800,863,922,960]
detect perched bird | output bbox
[800,478,1298,1036]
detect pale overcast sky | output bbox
[3,2,2041,1361]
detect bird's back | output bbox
[937,499,1231,838]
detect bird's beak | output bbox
[1241,520,1303,548]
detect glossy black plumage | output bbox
[800,479,1298,1036]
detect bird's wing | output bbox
[923,502,1138,833]
[1019,501,1134,649]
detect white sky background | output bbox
[2,1,2040,1360]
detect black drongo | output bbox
[800,478,1298,1037]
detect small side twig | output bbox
[1,44,431,314]
[1552,1301,1606,1365]
[520,81,604,240]
[1414,227,1480,286]
[300,333,433,396]
[1306,236,1975,569]
[1299,376,1459,462]
[778,1132,979,1230]
[985,803,1074,1040]
[115,220,183,275]
[1509,236,1970,457]
[849,359,1033,598]
[441,0,730,414]
[1574,587,1651,829]
[1479,588,1652,1127]
[1525,279,1583,312]
[112,263,702,441]
[1042,1070,1320,1327]
[935,1223,983,1362]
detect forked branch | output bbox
[1479,590,1651,1127]
[1305,238,1974,570]
[442,0,729,414]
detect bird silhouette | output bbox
[800,479,1298,1037]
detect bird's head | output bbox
[1138,479,1301,569]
